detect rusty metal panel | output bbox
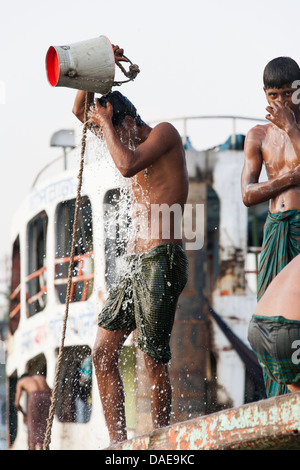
[109,392,300,450]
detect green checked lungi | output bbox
[257,209,300,301]
[256,209,300,396]
[98,243,188,363]
[248,315,300,397]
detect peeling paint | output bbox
[109,392,300,451]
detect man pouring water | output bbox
[73,45,189,445]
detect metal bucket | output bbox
[46,35,115,95]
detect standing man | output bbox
[241,56,300,396]
[72,47,189,444]
[14,373,52,450]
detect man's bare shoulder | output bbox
[246,123,269,139]
[244,123,269,151]
[18,376,32,390]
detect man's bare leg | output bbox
[144,354,172,428]
[92,326,133,444]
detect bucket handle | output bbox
[114,54,140,86]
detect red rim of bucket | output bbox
[46,46,60,86]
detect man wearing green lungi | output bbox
[242,57,300,396]
[73,45,189,444]
[257,210,300,301]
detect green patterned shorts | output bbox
[98,243,188,363]
[248,315,300,397]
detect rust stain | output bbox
[180,429,190,450]
[168,427,178,448]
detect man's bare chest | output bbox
[263,130,299,173]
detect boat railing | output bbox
[9,250,94,323]
[31,116,266,189]
[148,114,266,146]
[54,251,94,302]
[9,284,21,320]
[26,266,47,314]
[9,265,47,321]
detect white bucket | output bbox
[46,35,115,95]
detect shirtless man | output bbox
[72,46,189,444]
[248,253,300,395]
[15,374,52,450]
[241,56,300,396]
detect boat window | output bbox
[55,346,92,423]
[26,211,48,318]
[55,196,93,304]
[103,189,130,288]
[9,236,21,333]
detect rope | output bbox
[42,91,91,450]
[114,55,140,86]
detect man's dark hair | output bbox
[97,91,144,127]
[19,373,30,380]
[263,56,300,89]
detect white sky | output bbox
[0,0,300,277]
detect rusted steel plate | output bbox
[109,392,300,450]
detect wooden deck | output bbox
[108,391,300,450]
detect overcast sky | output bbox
[0,0,300,284]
